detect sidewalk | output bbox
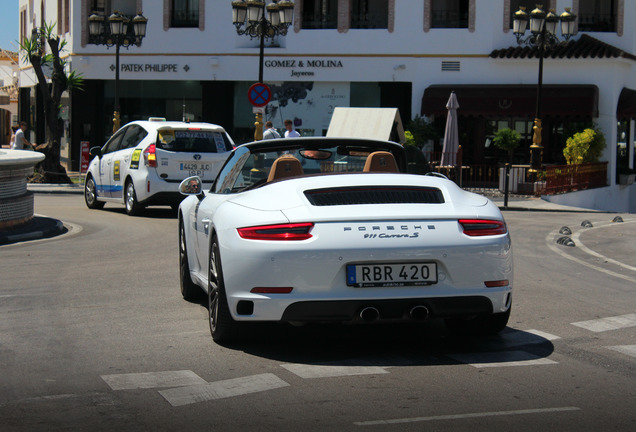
[25,182,602,212]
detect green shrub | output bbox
[492,128,520,162]
[563,128,606,165]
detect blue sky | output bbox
[1,1,20,51]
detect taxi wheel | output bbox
[84,175,105,209]
[208,235,240,344]
[179,220,202,301]
[124,180,143,216]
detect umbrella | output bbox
[440,91,459,166]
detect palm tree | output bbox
[20,22,83,183]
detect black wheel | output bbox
[179,220,202,301]
[445,308,511,336]
[124,180,143,216]
[84,175,105,209]
[208,235,240,343]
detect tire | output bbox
[84,175,105,209]
[445,307,511,336]
[124,180,143,216]
[179,220,202,301]
[208,235,240,343]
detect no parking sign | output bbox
[247,83,272,107]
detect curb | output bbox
[0,216,66,246]
[27,184,83,194]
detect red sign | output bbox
[80,141,91,174]
[247,83,272,107]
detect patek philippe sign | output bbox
[118,63,186,73]
[264,59,344,77]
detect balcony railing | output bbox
[541,162,608,195]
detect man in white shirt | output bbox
[11,122,34,150]
[262,121,281,140]
[284,119,301,138]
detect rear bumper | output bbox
[279,296,499,322]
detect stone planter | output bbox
[0,149,45,230]
[618,173,635,186]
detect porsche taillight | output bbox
[143,144,157,167]
[459,219,507,236]
[237,223,314,241]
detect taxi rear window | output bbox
[156,129,233,153]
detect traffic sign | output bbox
[247,83,272,107]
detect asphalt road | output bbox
[0,195,634,431]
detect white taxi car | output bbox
[84,118,235,215]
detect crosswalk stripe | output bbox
[448,350,558,368]
[571,313,636,333]
[281,363,390,379]
[158,373,289,407]
[101,370,207,391]
[607,345,636,358]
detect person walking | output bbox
[284,119,300,138]
[11,122,35,150]
[262,121,281,140]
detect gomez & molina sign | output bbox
[264,59,344,77]
[120,63,179,72]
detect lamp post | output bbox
[231,0,294,140]
[513,6,576,177]
[88,11,148,134]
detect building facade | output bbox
[17,0,636,211]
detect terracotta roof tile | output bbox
[490,34,636,62]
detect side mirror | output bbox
[179,176,202,196]
[89,146,102,158]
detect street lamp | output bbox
[231,0,294,140]
[88,11,148,133]
[513,6,576,177]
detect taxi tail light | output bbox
[237,223,314,241]
[143,144,157,167]
[459,219,507,236]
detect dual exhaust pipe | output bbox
[359,305,429,322]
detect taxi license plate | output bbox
[180,163,210,171]
[346,263,437,287]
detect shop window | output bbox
[431,0,468,28]
[302,0,338,29]
[171,0,199,28]
[578,0,618,33]
[351,0,388,29]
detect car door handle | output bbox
[201,218,210,236]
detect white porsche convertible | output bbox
[178,138,513,343]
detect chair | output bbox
[267,155,304,182]
[363,151,398,173]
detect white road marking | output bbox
[607,345,636,358]
[546,229,636,284]
[281,363,390,379]
[158,373,289,407]
[448,350,558,368]
[498,329,561,347]
[353,407,581,426]
[571,313,636,332]
[101,370,207,391]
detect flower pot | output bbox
[618,173,635,186]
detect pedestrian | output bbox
[262,121,281,140]
[11,122,35,150]
[284,119,300,138]
[9,125,17,148]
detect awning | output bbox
[421,85,599,118]
[617,88,636,120]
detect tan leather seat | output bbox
[363,151,398,173]
[267,155,304,182]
